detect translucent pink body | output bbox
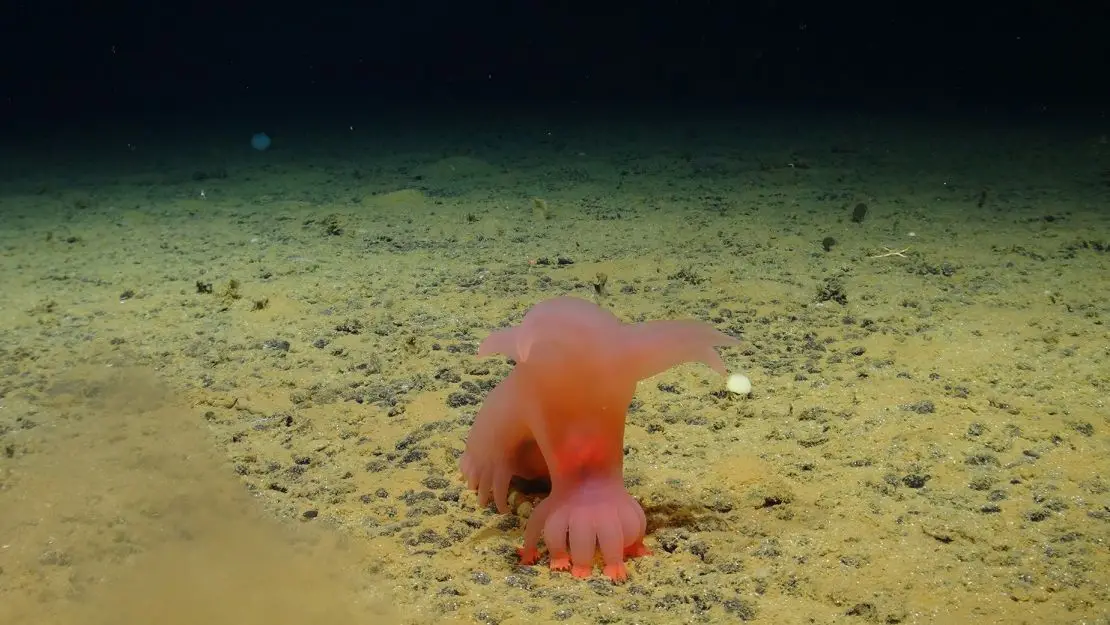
[459,297,737,582]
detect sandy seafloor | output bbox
[0,113,1108,625]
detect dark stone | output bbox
[815,277,847,305]
[904,400,935,414]
[446,392,480,408]
[422,475,451,489]
[902,474,930,488]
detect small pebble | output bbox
[263,339,291,351]
[726,374,752,395]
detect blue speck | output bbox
[251,132,272,151]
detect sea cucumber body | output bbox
[461,297,737,581]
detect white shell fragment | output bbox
[726,374,752,395]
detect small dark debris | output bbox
[722,598,757,620]
[38,550,73,566]
[414,528,449,548]
[399,490,436,506]
[195,281,213,294]
[1035,495,1069,512]
[965,453,1000,467]
[850,202,868,223]
[438,584,464,597]
[495,516,521,532]
[653,594,685,609]
[1070,421,1095,436]
[1026,509,1051,522]
[760,496,786,508]
[435,369,462,383]
[262,339,291,351]
[718,560,744,574]
[988,398,1020,414]
[655,528,688,553]
[422,475,451,489]
[916,261,959,277]
[846,603,877,618]
[903,400,935,414]
[504,574,532,590]
[302,509,319,520]
[320,214,344,236]
[948,385,971,399]
[902,474,930,489]
[815,277,847,305]
[668,266,704,285]
[446,392,480,408]
[821,236,837,252]
[968,477,994,491]
[335,320,363,335]
[752,538,781,558]
[5,419,29,433]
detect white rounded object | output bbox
[726,374,752,395]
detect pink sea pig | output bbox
[459,296,738,581]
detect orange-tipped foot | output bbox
[602,563,630,582]
[518,546,540,565]
[624,539,651,559]
[549,552,572,571]
[571,564,593,579]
